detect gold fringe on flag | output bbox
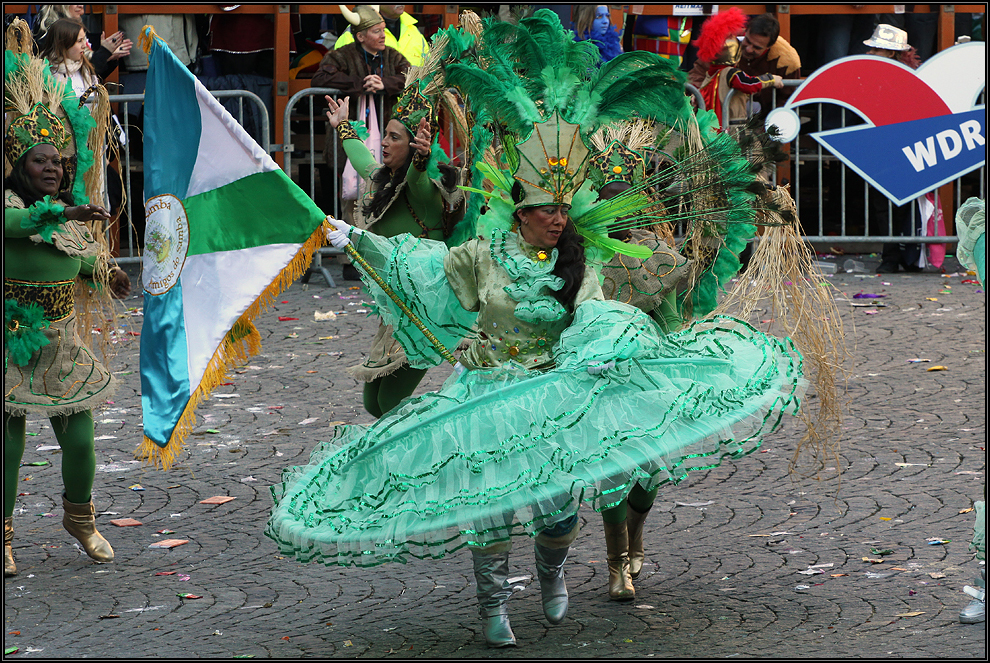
[138,25,162,56]
[135,217,333,470]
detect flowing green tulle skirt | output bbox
[265,301,806,567]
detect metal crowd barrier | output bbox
[282,88,464,287]
[110,90,270,264]
[722,81,985,245]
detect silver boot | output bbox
[534,542,569,624]
[471,549,516,647]
[960,568,986,624]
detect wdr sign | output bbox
[766,41,985,206]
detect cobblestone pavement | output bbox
[4,254,986,659]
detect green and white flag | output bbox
[138,26,328,469]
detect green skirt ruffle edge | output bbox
[266,302,806,567]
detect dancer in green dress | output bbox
[268,11,818,648]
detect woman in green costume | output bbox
[325,80,463,419]
[267,11,812,649]
[4,20,129,577]
[588,120,690,601]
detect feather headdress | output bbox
[694,7,747,64]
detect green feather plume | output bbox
[4,298,51,366]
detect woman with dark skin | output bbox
[4,141,130,576]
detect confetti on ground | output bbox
[862,557,885,564]
[277,317,299,321]
[200,496,237,505]
[157,529,175,535]
[315,311,337,321]
[870,548,894,556]
[155,571,177,576]
[149,539,189,549]
[177,593,202,599]
[926,365,948,371]
[110,518,143,527]
[298,418,319,425]
[906,358,931,363]
[959,507,974,514]
[926,538,950,545]
[894,611,925,617]
[20,461,49,466]
[929,572,946,579]
[129,484,144,491]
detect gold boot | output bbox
[603,519,634,601]
[4,517,16,577]
[626,504,650,579]
[62,496,114,562]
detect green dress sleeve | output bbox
[4,206,37,238]
[442,240,482,313]
[342,137,380,179]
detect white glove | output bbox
[325,216,358,248]
[453,361,467,376]
[587,360,616,376]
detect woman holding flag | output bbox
[267,10,814,648]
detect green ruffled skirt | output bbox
[266,301,806,567]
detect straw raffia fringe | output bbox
[711,185,850,484]
[136,218,332,470]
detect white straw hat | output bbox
[863,24,911,51]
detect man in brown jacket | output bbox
[311,5,410,279]
[688,12,800,117]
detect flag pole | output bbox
[342,243,458,367]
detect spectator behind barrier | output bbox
[33,4,132,80]
[572,5,622,64]
[334,4,429,67]
[689,12,799,117]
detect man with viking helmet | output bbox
[334,4,430,67]
[4,18,129,577]
[312,5,410,242]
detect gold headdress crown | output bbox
[511,114,589,209]
[587,120,660,190]
[4,102,71,166]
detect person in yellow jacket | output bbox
[335,5,429,67]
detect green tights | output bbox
[652,291,682,334]
[4,410,96,518]
[601,484,658,524]
[362,365,428,419]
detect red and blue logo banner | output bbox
[766,42,985,206]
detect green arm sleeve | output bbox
[442,240,482,313]
[404,159,436,209]
[650,291,682,334]
[4,207,38,238]
[342,138,381,179]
